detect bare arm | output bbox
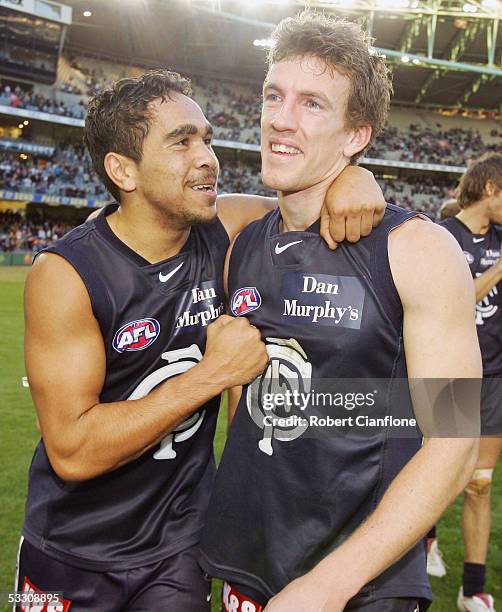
[265,221,481,612]
[474,261,502,301]
[217,166,386,245]
[25,254,268,483]
[217,193,277,244]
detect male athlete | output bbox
[200,12,481,612]
[439,153,502,612]
[18,70,385,610]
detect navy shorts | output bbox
[481,374,502,436]
[15,537,211,611]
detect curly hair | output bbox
[268,11,393,160]
[84,69,192,201]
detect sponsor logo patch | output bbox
[275,240,303,254]
[158,261,184,283]
[175,280,224,329]
[112,318,160,353]
[281,272,365,328]
[231,287,262,316]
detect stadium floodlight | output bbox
[18,124,23,129]
[23,120,29,126]
[83,10,92,17]
[253,38,275,48]
[462,3,478,11]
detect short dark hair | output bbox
[84,69,192,201]
[267,11,392,161]
[457,153,502,209]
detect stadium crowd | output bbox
[0,146,107,199]
[0,209,72,252]
[0,83,86,119]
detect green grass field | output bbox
[0,265,500,611]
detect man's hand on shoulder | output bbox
[321,166,386,249]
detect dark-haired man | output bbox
[200,13,480,612]
[439,153,502,612]
[18,69,385,610]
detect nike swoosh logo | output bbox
[473,237,485,243]
[158,262,184,283]
[275,240,303,254]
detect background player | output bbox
[18,69,386,610]
[200,12,481,612]
[439,198,461,221]
[439,152,502,612]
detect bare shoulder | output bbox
[388,217,474,304]
[389,217,463,262]
[25,252,93,322]
[217,193,277,241]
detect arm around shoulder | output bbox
[217,193,277,242]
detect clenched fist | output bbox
[203,315,268,388]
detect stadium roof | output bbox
[64,0,501,112]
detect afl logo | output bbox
[231,287,262,316]
[113,318,160,353]
[463,251,474,265]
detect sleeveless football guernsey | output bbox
[200,204,431,605]
[440,217,502,375]
[23,203,229,571]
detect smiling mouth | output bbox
[270,143,302,155]
[190,184,216,192]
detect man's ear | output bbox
[485,180,497,198]
[343,126,372,159]
[104,152,137,194]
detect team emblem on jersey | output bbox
[247,337,312,456]
[474,273,499,326]
[112,318,160,353]
[127,344,206,459]
[463,251,475,265]
[231,287,262,316]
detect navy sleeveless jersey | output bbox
[23,203,229,571]
[200,204,432,604]
[440,217,502,375]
